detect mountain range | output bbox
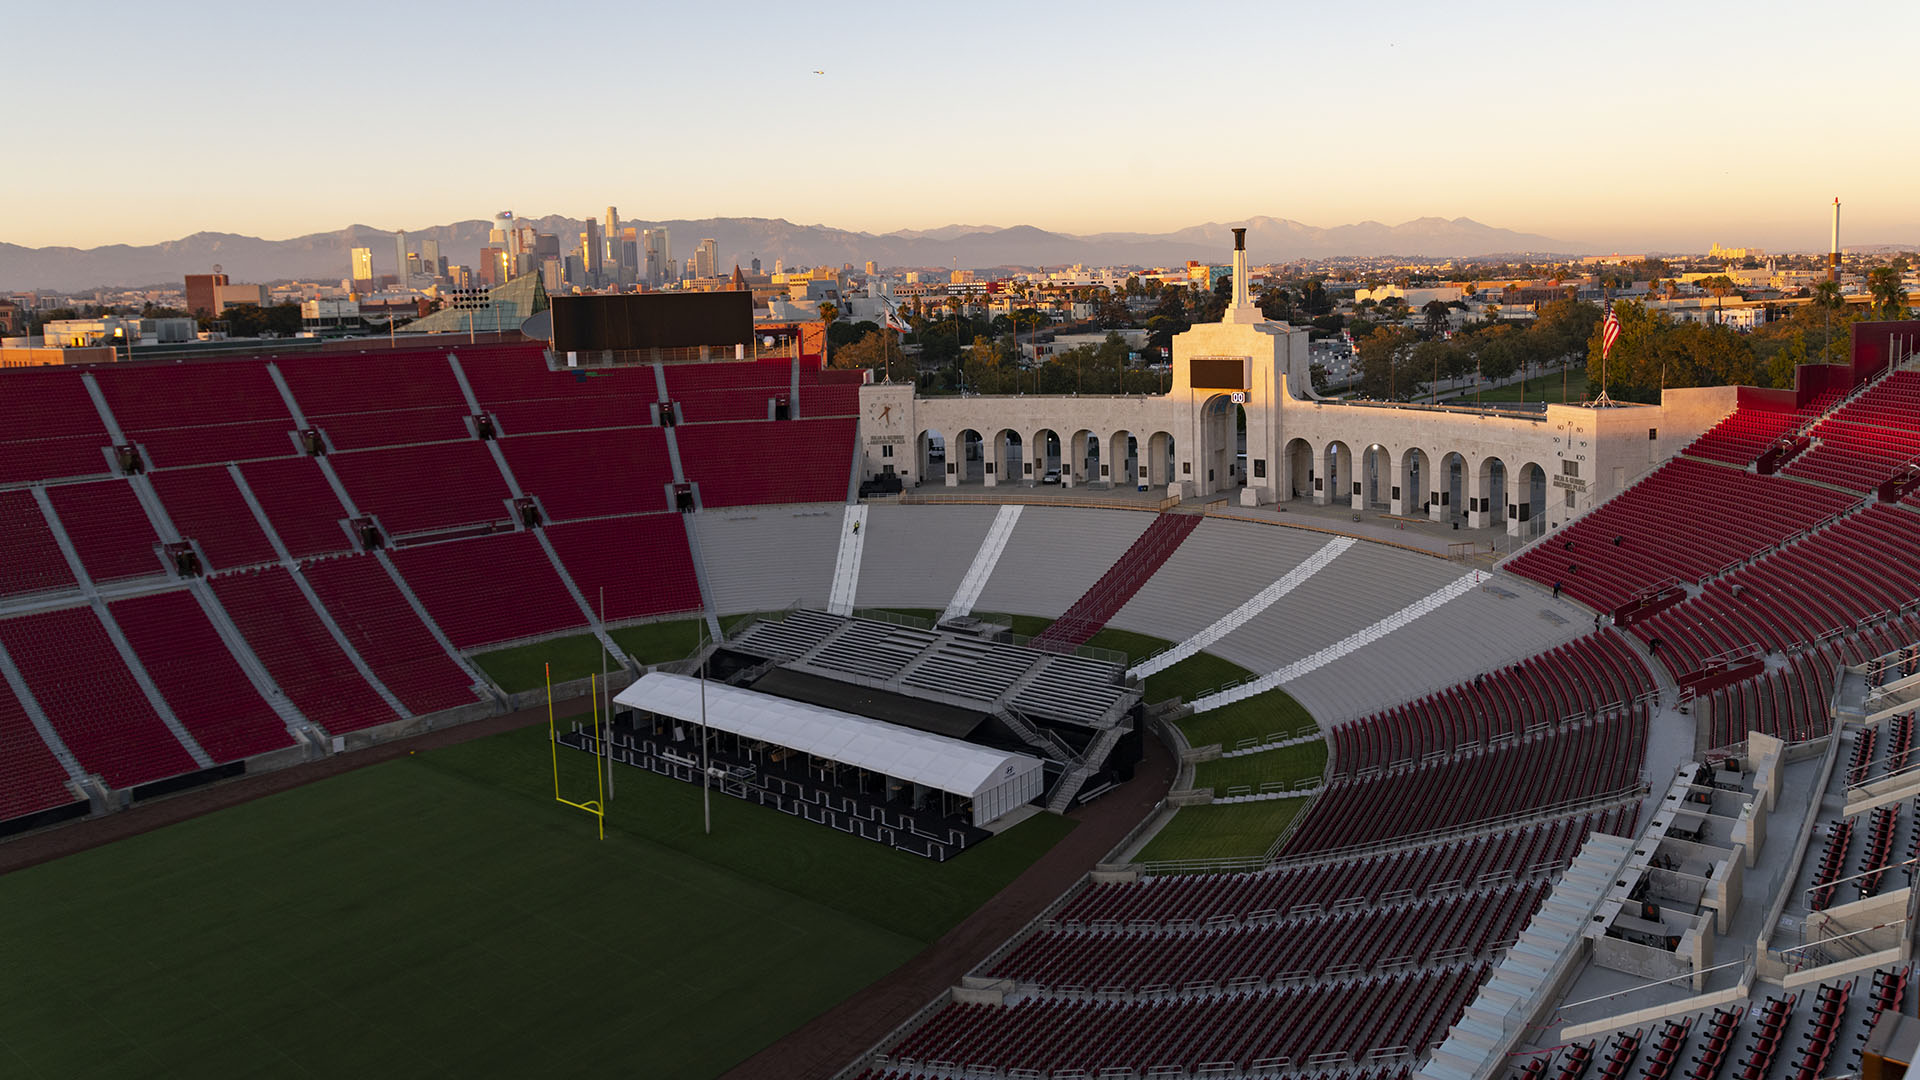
[0,215,1601,293]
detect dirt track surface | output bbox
[0,695,596,878]
[721,737,1175,1080]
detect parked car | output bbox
[1041,469,1061,484]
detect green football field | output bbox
[0,723,1073,1079]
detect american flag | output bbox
[1601,308,1622,359]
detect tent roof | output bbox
[614,672,1042,798]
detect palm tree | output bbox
[1812,280,1845,361]
[1704,276,1735,324]
[1868,267,1910,320]
[818,301,838,363]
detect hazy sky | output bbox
[9,1,1917,252]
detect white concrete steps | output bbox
[1129,535,1355,680]
[943,504,1022,622]
[826,504,869,616]
[1193,571,1488,712]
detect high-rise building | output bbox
[393,230,409,283]
[421,239,441,280]
[479,246,505,286]
[583,218,603,284]
[351,247,374,282]
[695,238,718,279]
[643,228,671,285]
[184,270,229,316]
[604,207,622,275]
[864,260,876,275]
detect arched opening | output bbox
[1071,428,1099,486]
[1235,403,1249,487]
[1321,440,1353,506]
[1147,431,1175,488]
[1108,431,1139,488]
[1440,451,1468,522]
[1033,428,1062,483]
[1283,438,1314,502]
[1195,394,1236,493]
[1517,462,1548,537]
[1476,456,1509,528]
[1397,447,1432,517]
[919,429,948,486]
[992,429,1024,486]
[957,428,984,483]
[1361,443,1392,510]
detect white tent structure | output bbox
[613,672,1046,827]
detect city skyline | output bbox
[7,1,1918,252]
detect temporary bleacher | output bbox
[45,480,165,583]
[329,440,512,539]
[545,514,702,621]
[212,568,400,735]
[302,556,482,716]
[0,605,200,789]
[1030,511,1200,649]
[499,427,673,520]
[1332,632,1655,774]
[149,466,277,572]
[1283,710,1646,856]
[0,488,78,597]
[0,674,80,821]
[1505,457,1856,613]
[390,531,587,649]
[676,416,855,508]
[0,367,111,485]
[109,590,294,762]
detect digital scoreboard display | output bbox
[550,292,754,352]
[1189,356,1249,391]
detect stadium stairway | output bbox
[1193,571,1487,712]
[1030,512,1201,650]
[826,504,869,616]
[941,504,1022,623]
[1129,534,1356,682]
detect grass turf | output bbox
[1142,651,1253,705]
[1467,368,1589,404]
[0,724,1072,1078]
[1190,741,1329,795]
[1079,627,1171,664]
[472,618,776,695]
[1133,796,1309,863]
[471,632,619,693]
[1175,688,1319,750]
[977,612,1055,639]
